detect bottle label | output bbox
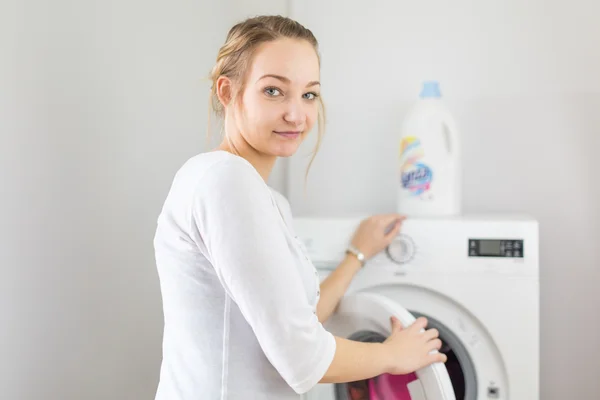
[399,136,433,196]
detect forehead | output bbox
[247,38,320,84]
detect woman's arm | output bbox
[316,253,362,323]
[194,159,338,394]
[320,317,447,384]
[316,214,406,323]
[321,337,389,382]
[314,215,448,384]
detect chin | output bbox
[273,147,298,158]
[270,142,300,158]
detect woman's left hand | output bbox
[349,214,407,260]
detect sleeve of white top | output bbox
[191,158,336,394]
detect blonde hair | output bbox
[207,15,326,182]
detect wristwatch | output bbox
[346,244,366,267]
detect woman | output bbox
[153,15,447,400]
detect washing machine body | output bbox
[293,215,539,400]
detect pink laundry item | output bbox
[368,372,418,399]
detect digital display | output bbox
[468,239,524,258]
[479,240,502,255]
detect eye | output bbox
[303,92,319,101]
[264,87,281,97]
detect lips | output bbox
[274,131,301,139]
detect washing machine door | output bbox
[327,291,456,400]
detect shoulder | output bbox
[174,151,262,189]
[180,151,271,205]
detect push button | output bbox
[487,386,500,398]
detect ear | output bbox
[216,75,233,109]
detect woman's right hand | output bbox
[382,316,447,375]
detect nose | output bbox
[283,98,305,126]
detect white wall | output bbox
[288,1,600,399]
[1,0,286,399]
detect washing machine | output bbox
[293,215,539,400]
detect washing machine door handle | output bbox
[336,291,456,400]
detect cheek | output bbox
[237,96,257,131]
[240,94,277,128]
[306,103,319,127]
[256,102,282,125]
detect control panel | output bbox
[468,239,524,258]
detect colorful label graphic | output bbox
[399,136,433,196]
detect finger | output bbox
[423,328,439,341]
[382,218,400,236]
[430,352,448,364]
[380,214,406,226]
[384,219,403,239]
[387,214,407,224]
[411,316,428,331]
[380,213,406,222]
[428,338,443,351]
[384,214,406,230]
[390,316,404,332]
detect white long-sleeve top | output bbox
[153,150,336,399]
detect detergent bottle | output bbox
[397,81,461,217]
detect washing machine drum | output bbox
[328,292,457,400]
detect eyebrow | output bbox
[257,74,320,88]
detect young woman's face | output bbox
[233,38,321,158]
